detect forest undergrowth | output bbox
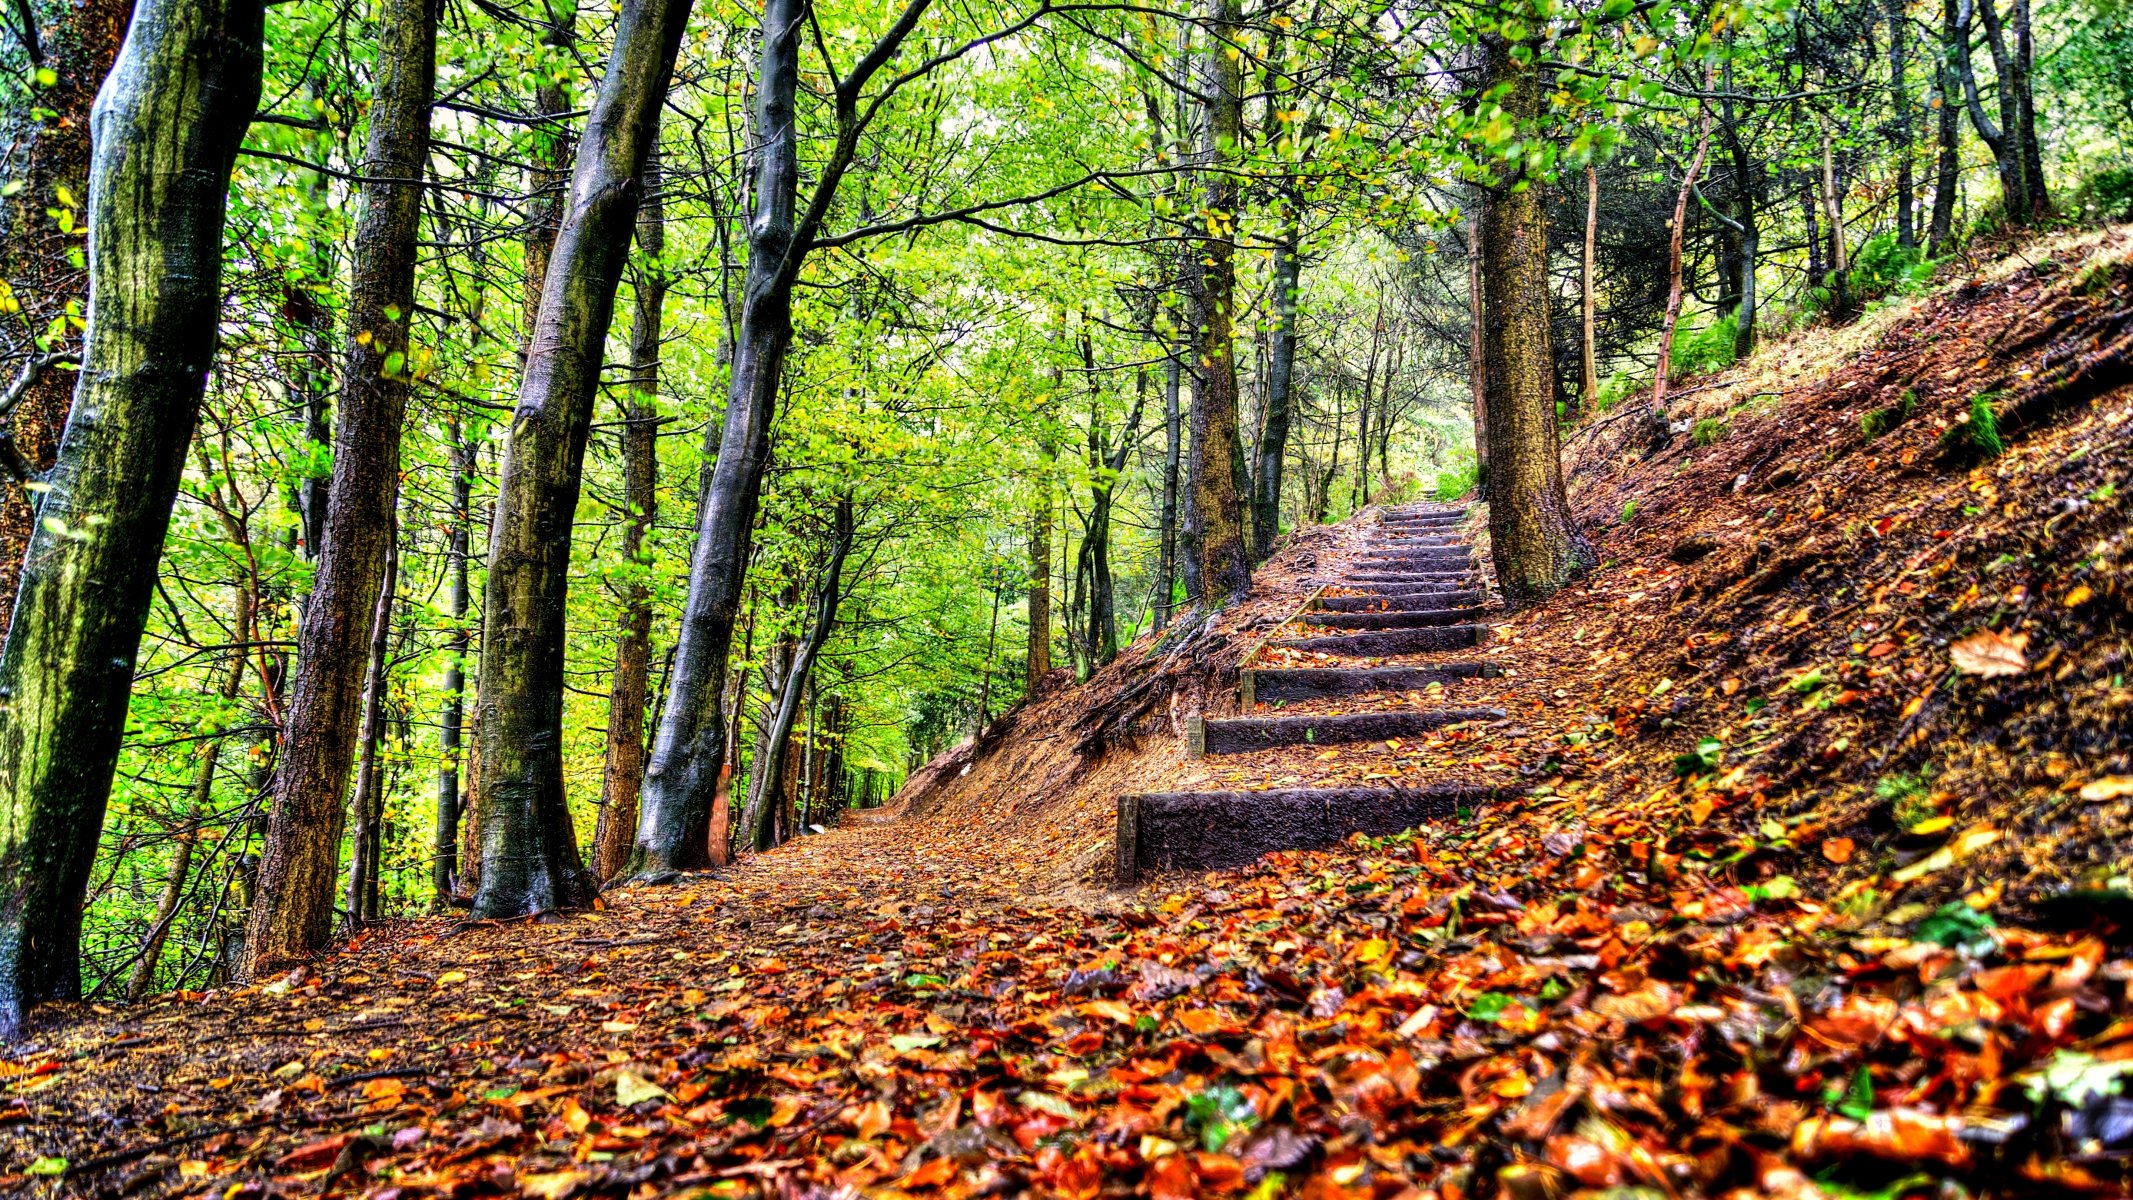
[9,226,2133,1198]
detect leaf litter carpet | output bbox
[14,230,2133,1197]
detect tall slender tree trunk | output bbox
[1929,7,1961,256]
[1478,31,1590,607]
[344,522,398,929]
[1820,132,1852,315]
[433,421,472,907]
[472,0,694,916]
[0,0,260,1038]
[1155,355,1180,627]
[243,0,433,976]
[1888,0,1916,247]
[1027,435,1053,686]
[1959,0,2027,221]
[1466,204,1488,482]
[2008,0,2045,219]
[1653,109,1714,410]
[1252,224,1298,560]
[1580,164,1599,412]
[1185,0,1252,604]
[591,147,665,885]
[0,0,133,638]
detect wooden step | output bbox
[1350,570,1474,584]
[1359,552,1472,568]
[1272,624,1485,656]
[1243,663,1496,703]
[1294,608,1478,630]
[1117,783,1495,881]
[1314,590,1484,612]
[1370,536,1463,549]
[1192,706,1503,756]
[1382,515,1464,527]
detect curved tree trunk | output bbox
[0,0,260,1037]
[1479,32,1591,607]
[591,149,665,885]
[0,0,134,637]
[740,499,853,851]
[242,0,433,978]
[471,0,694,917]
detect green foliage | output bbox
[1673,736,1723,776]
[1690,416,1729,447]
[2073,167,2133,222]
[1912,901,1997,955]
[1672,315,1739,379]
[1594,370,1643,413]
[1850,232,1937,302]
[1432,450,1479,501]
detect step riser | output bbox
[1245,664,1494,701]
[1296,609,1478,630]
[1118,785,1494,880]
[1197,707,1504,755]
[1315,591,1484,612]
[1360,556,1473,569]
[1273,625,1485,656]
[1350,573,1474,585]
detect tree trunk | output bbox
[243,0,432,977]
[591,147,665,885]
[433,422,472,907]
[0,0,134,639]
[1185,0,1252,605]
[1653,110,1714,410]
[1478,32,1590,607]
[2008,0,2045,219]
[1155,355,1180,627]
[0,0,259,1038]
[1929,5,1961,256]
[1887,0,1916,247]
[1466,204,1488,481]
[344,521,398,929]
[741,499,853,851]
[522,13,575,352]
[472,0,693,916]
[1251,224,1298,561]
[1820,132,1851,315]
[1580,164,1599,412]
[1027,448,1053,686]
[1959,0,2026,221]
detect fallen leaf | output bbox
[614,1069,669,1108]
[1950,628,2028,677]
[1823,837,1856,864]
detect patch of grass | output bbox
[1936,391,2006,464]
[1851,232,1937,302]
[1690,416,1729,447]
[2074,166,2133,224]
[1432,450,1479,501]
[1619,499,1638,524]
[1594,370,1643,413]
[1860,389,1918,439]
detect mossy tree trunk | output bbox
[1478,32,1590,608]
[242,0,433,978]
[0,0,260,1037]
[1184,0,1252,605]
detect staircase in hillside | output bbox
[1115,505,1503,884]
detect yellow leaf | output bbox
[436,969,468,985]
[2065,584,2093,607]
[1949,628,2028,677]
[2079,776,2133,801]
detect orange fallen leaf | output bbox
[1950,628,2027,677]
[1822,837,1856,864]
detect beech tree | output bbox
[0,0,260,1034]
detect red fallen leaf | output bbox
[1147,1151,1197,1200]
[1867,641,1898,658]
[1822,837,1856,864]
[1192,1152,1247,1193]
[276,1134,351,1172]
[1545,1135,1623,1187]
[1034,1145,1103,1200]
[898,1156,958,1190]
[1792,1108,1974,1168]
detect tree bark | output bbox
[1653,108,1713,410]
[1959,0,2027,221]
[1929,3,1961,256]
[343,520,398,928]
[1819,132,1851,315]
[1466,204,1488,481]
[1155,355,1180,627]
[1477,32,1590,607]
[0,0,259,1037]
[1252,224,1298,561]
[433,421,471,907]
[472,0,694,915]
[591,147,665,885]
[1580,164,1599,412]
[2007,0,2045,219]
[1184,0,1252,604]
[243,0,433,977]
[0,0,134,638]
[1887,0,1916,247]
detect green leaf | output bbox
[888,1034,941,1052]
[25,1156,65,1177]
